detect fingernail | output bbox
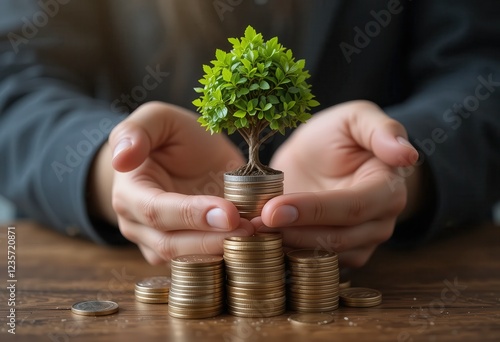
[271,205,298,226]
[397,136,413,148]
[113,139,132,159]
[206,208,230,230]
[397,136,419,163]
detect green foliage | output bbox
[193,25,319,136]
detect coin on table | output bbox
[135,276,171,293]
[339,279,351,290]
[71,300,119,316]
[288,313,335,325]
[339,287,382,307]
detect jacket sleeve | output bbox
[0,0,127,244]
[386,0,500,244]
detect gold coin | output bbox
[288,292,339,301]
[288,277,339,285]
[339,280,351,289]
[135,276,172,293]
[288,268,340,277]
[228,307,285,318]
[227,273,284,282]
[168,307,223,319]
[287,249,338,263]
[134,289,169,297]
[170,269,224,277]
[225,234,282,243]
[168,304,223,314]
[288,313,334,325]
[229,295,286,304]
[226,264,284,274]
[223,251,284,260]
[339,287,382,307]
[288,299,339,308]
[71,300,119,316]
[227,278,285,288]
[171,254,223,267]
[135,295,168,304]
[170,276,224,285]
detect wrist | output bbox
[87,142,117,225]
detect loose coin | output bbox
[339,279,351,289]
[288,313,335,325]
[339,287,382,307]
[135,276,171,293]
[71,300,119,316]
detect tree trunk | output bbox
[236,120,278,175]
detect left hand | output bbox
[254,101,420,267]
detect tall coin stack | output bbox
[223,234,286,317]
[286,249,340,313]
[168,255,225,319]
[224,173,283,220]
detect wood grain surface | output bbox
[1,221,499,342]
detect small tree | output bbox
[193,25,319,175]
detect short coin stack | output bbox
[224,173,283,220]
[224,234,286,317]
[339,287,382,307]
[134,276,171,304]
[286,249,340,312]
[168,255,225,319]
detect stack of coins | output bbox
[339,287,382,308]
[286,249,340,312]
[224,234,286,317]
[168,255,225,319]
[134,276,171,304]
[224,173,283,219]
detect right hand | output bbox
[92,102,254,264]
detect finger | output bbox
[109,102,199,172]
[137,243,165,265]
[257,218,395,253]
[345,101,419,166]
[120,218,255,261]
[113,183,243,231]
[261,177,406,227]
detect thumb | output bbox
[348,102,419,167]
[371,121,419,167]
[108,102,183,172]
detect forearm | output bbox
[0,0,126,243]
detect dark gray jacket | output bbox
[1,0,499,244]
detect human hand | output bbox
[94,102,254,264]
[256,101,420,267]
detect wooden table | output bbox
[1,221,499,342]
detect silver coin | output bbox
[71,300,119,316]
